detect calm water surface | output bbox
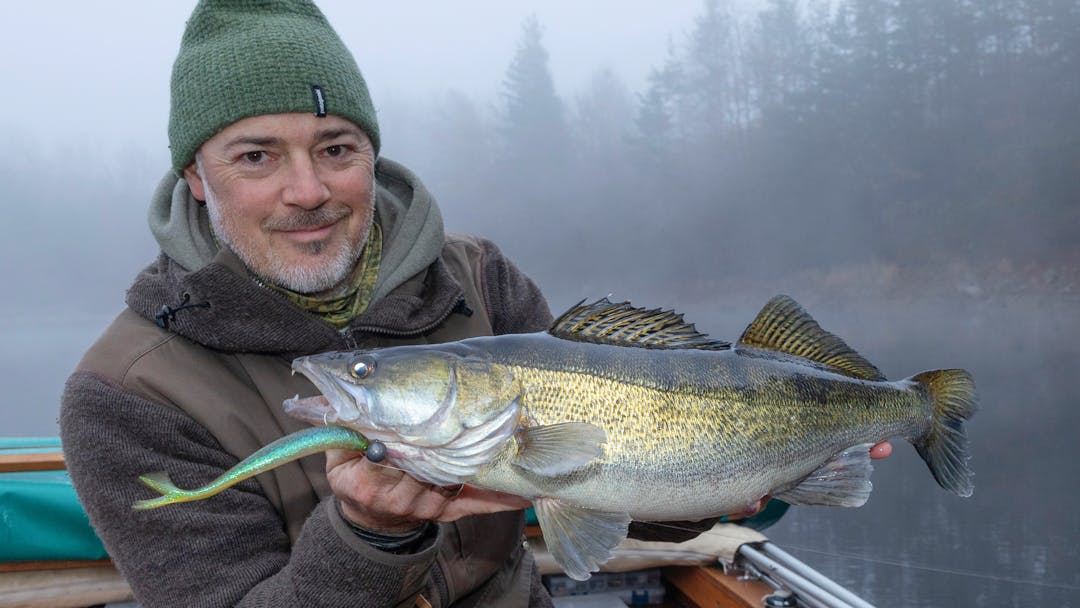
[708,294,1080,607]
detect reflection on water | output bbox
[3,295,1078,606]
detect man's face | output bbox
[184,113,376,295]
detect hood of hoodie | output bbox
[132,157,462,355]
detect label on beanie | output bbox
[311,85,327,117]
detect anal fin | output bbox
[533,497,630,580]
[513,422,606,476]
[775,443,875,507]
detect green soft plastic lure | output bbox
[133,425,371,510]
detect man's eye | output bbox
[243,151,265,163]
[326,145,348,157]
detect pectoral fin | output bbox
[774,443,874,507]
[512,422,606,476]
[533,497,630,581]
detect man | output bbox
[61,1,890,606]
[62,1,559,605]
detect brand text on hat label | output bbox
[311,85,327,117]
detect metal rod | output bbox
[739,544,856,608]
[759,543,876,608]
[740,561,834,608]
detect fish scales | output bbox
[466,333,927,519]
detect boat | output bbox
[0,438,131,608]
[0,437,874,607]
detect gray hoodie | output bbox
[148,157,448,304]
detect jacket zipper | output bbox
[351,295,466,339]
[249,269,465,346]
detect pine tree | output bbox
[572,67,634,165]
[633,45,683,165]
[498,14,568,187]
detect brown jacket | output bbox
[61,226,554,607]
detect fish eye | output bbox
[350,358,374,379]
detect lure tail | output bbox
[133,425,371,510]
[134,472,213,510]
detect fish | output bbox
[134,295,976,580]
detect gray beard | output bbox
[203,181,371,295]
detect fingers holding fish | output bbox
[327,448,446,533]
[433,483,465,499]
[870,441,893,459]
[326,448,530,534]
[433,486,532,522]
[721,495,770,522]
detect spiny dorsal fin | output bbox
[738,295,885,381]
[549,298,730,350]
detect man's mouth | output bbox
[277,221,338,243]
[268,207,350,243]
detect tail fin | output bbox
[911,370,977,497]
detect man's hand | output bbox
[869,440,893,459]
[326,449,530,534]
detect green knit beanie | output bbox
[169,0,380,173]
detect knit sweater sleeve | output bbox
[475,238,553,336]
[61,371,437,608]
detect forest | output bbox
[385,0,1079,304]
[0,0,1076,318]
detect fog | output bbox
[2,1,1078,605]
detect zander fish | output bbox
[135,295,976,580]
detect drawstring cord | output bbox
[155,293,210,329]
[453,298,473,318]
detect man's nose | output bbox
[283,156,331,208]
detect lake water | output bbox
[705,293,1080,607]
[3,293,1077,606]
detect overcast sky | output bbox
[1,1,734,159]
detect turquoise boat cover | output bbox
[0,437,108,562]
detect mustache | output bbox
[264,205,351,231]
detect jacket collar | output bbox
[126,245,463,356]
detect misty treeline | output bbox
[3,0,1076,320]
[388,0,1079,302]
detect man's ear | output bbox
[183,162,206,201]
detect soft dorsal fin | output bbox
[738,295,886,381]
[549,298,730,350]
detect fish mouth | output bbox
[285,356,368,426]
[281,393,334,424]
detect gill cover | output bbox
[290,344,524,486]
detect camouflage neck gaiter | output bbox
[271,222,383,329]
